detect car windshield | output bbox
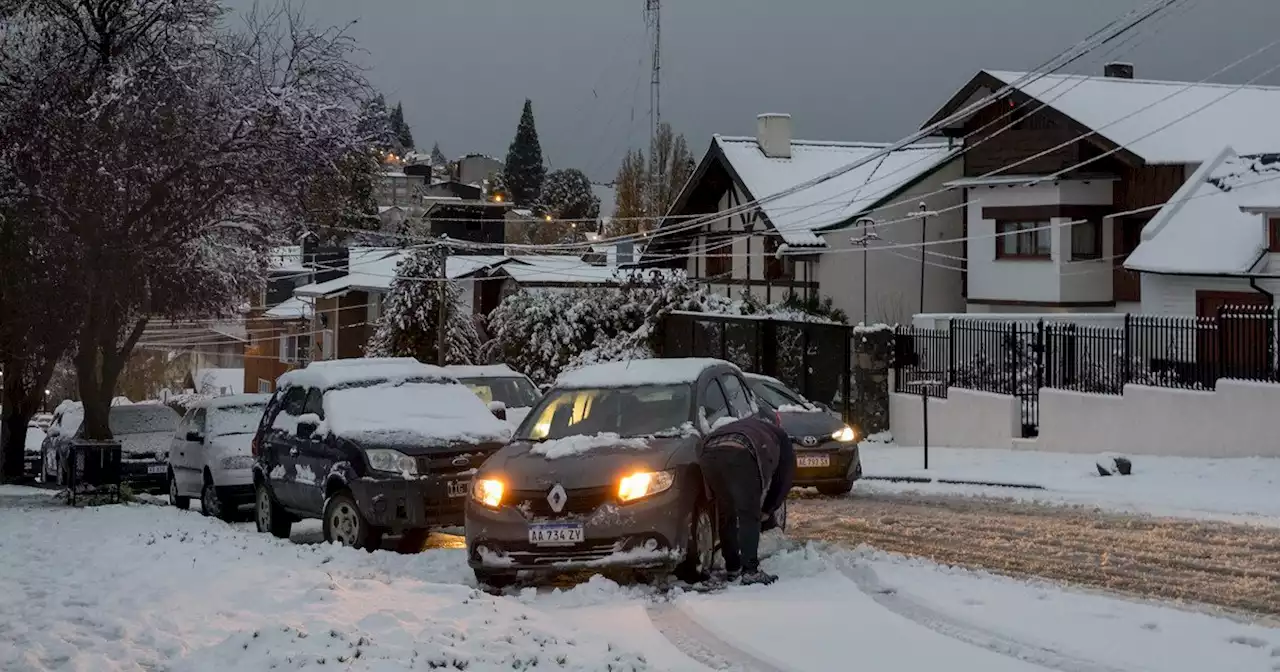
[109,406,178,435]
[459,377,540,408]
[518,384,692,441]
[208,403,266,436]
[750,379,808,409]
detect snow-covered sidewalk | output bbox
[3,495,1279,671]
[857,443,1280,527]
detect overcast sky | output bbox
[223,0,1280,182]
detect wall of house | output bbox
[1140,273,1280,315]
[889,380,1280,458]
[243,317,301,393]
[818,159,965,323]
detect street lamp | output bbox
[44,389,51,412]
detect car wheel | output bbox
[676,498,717,583]
[255,482,292,539]
[474,568,518,591]
[817,481,854,497]
[396,528,432,554]
[322,491,383,552]
[169,471,190,510]
[202,480,234,522]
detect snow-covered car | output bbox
[744,373,862,496]
[44,402,179,493]
[465,358,768,588]
[23,424,46,479]
[251,358,512,551]
[33,413,53,431]
[167,394,269,520]
[446,364,542,428]
[41,402,83,483]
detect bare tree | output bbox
[608,123,694,238]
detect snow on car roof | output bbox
[555,358,733,389]
[445,364,528,379]
[279,358,457,390]
[322,379,511,446]
[193,393,271,410]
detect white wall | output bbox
[818,158,965,324]
[1139,272,1280,315]
[889,380,1280,458]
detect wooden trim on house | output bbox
[981,204,1112,220]
[966,298,1117,308]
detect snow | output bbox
[295,463,317,485]
[1126,147,1280,274]
[443,363,524,379]
[262,295,313,320]
[527,432,650,459]
[777,404,820,413]
[292,248,513,298]
[858,443,1280,526]
[193,368,243,396]
[985,70,1280,165]
[270,245,305,273]
[24,427,46,454]
[323,380,512,447]
[278,357,455,391]
[556,358,731,389]
[712,136,956,246]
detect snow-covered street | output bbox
[4,488,1279,672]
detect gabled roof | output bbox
[1125,147,1279,275]
[293,249,514,298]
[669,135,957,247]
[926,70,1280,166]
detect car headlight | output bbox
[831,426,857,443]
[219,455,255,470]
[365,449,418,475]
[617,470,675,503]
[472,478,504,508]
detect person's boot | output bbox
[739,570,778,586]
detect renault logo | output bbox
[801,436,819,447]
[547,483,568,513]
[451,456,470,467]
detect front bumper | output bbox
[121,460,169,494]
[465,482,691,572]
[792,443,861,488]
[349,473,473,533]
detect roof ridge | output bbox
[716,136,950,150]
[987,69,1280,93]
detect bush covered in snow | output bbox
[366,248,483,365]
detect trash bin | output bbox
[68,440,122,506]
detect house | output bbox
[654,113,965,322]
[453,154,503,187]
[924,63,1280,314]
[1126,147,1280,315]
[376,170,427,207]
[424,180,483,200]
[425,200,509,251]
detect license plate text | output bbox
[528,523,584,546]
[797,454,831,468]
[446,480,468,498]
[147,465,168,474]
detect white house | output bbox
[1126,147,1280,316]
[656,113,966,323]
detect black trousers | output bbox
[699,445,763,573]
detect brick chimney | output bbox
[1104,62,1134,79]
[756,113,792,159]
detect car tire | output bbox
[817,480,854,497]
[396,528,432,553]
[474,569,518,591]
[255,481,292,539]
[169,471,190,510]
[676,497,717,583]
[322,491,383,552]
[202,480,235,522]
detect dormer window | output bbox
[1270,217,1280,253]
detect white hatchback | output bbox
[167,394,269,520]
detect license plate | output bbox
[24,461,34,470]
[797,454,831,468]
[528,523,584,546]
[147,465,168,474]
[446,480,468,498]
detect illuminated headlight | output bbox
[472,478,504,508]
[219,455,255,470]
[617,470,675,503]
[365,449,418,475]
[831,426,857,443]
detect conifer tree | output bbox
[502,99,546,205]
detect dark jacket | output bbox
[700,416,793,513]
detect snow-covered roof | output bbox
[556,358,734,389]
[1126,147,1279,275]
[712,136,957,246]
[377,206,405,214]
[498,256,675,285]
[292,249,513,298]
[270,246,305,273]
[191,393,271,410]
[979,70,1280,165]
[263,296,313,320]
[194,368,244,396]
[444,364,529,380]
[279,358,457,390]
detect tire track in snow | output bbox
[645,600,789,672]
[837,561,1127,672]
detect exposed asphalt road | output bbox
[786,490,1280,617]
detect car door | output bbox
[718,374,755,420]
[292,386,331,515]
[170,410,193,495]
[175,408,207,496]
[265,385,308,511]
[700,377,732,431]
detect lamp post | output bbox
[852,217,880,325]
[918,203,929,316]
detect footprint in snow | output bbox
[961,598,983,607]
[1227,635,1267,648]
[1140,622,1159,631]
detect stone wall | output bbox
[850,326,893,435]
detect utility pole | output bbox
[918,203,929,316]
[852,217,880,326]
[437,236,450,367]
[644,0,662,223]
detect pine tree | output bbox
[430,142,447,167]
[366,249,483,364]
[390,102,414,151]
[503,99,546,205]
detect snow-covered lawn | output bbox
[3,493,1279,671]
[858,443,1280,527]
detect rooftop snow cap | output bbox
[1105,62,1134,79]
[756,113,792,159]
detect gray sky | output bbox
[223,0,1280,182]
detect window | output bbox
[996,221,1051,259]
[719,375,753,418]
[281,386,307,417]
[279,333,313,364]
[1270,217,1280,253]
[764,236,791,280]
[303,388,325,418]
[703,380,730,426]
[257,379,272,394]
[520,385,693,440]
[1071,219,1103,260]
[191,409,207,436]
[704,239,730,278]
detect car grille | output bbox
[508,485,614,518]
[501,541,620,565]
[415,447,496,476]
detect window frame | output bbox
[1070,219,1103,261]
[702,379,731,425]
[995,220,1051,259]
[1269,217,1280,253]
[718,374,753,419]
[704,237,731,278]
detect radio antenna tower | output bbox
[644,0,661,145]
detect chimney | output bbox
[1104,62,1134,79]
[756,113,792,159]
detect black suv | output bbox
[251,358,512,551]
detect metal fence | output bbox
[894,306,1280,437]
[660,311,853,420]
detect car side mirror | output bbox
[296,421,316,440]
[185,431,202,442]
[488,401,507,421]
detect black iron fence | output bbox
[894,307,1280,437]
[660,311,853,420]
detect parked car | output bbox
[44,402,179,493]
[168,394,270,520]
[464,357,768,588]
[251,358,512,551]
[446,364,541,428]
[744,373,862,496]
[41,402,83,483]
[23,422,46,479]
[33,413,53,431]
